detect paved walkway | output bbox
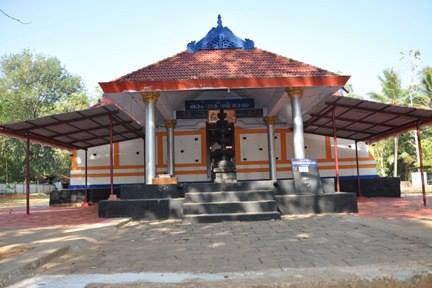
[1,195,431,229]
[43,213,432,275]
[2,195,432,287]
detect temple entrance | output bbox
[206,109,236,182]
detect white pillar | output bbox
[287,88,305,159]
[264,116,278,182]
[142,92,160,184]
[165,119,176,176]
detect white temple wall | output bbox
[70,127,377,187]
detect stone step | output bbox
[183,211,281,223]
[183,180,276,193]
[183,200,278,215]
[184,190,275,203]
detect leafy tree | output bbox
[417,67,432,171]
[369,69,407,178]
[416,67,432,108]
[0,50,89,183]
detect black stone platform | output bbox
[119,184,183,199]
[98,179,359,220]
[275,178,358,214]
[99,184,184,220]
[275,179,335,195]
[99,198,183,219]
[340,177,401,197]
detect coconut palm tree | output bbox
[416,67,432,108]
[369,69,407,177]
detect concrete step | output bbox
[183,200,277,215]
[184,190,275,203]
[183,211,280,223]
[183,180,276,193]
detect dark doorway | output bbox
[206,121,235,181]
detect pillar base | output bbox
[108,194,118,201]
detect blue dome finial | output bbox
[217,14,222,27]
[186,15,255,53]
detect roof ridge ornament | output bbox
[217,14,222,28]
[187,14,255,53]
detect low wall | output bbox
[49,187,119,205]
[0,183,55,194]
[339,177,401,197]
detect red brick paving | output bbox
[0,204,104,228]
[357,195,432,219]
[0,196,431,229]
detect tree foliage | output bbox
[0,50,89,183]
[369,66,432,180]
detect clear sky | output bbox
[1,0,431,98]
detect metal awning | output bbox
[304,95,432,142]
[0,104,144,150]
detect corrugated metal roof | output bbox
[304,95,432,142]
[0,104,144,150]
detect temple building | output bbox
[3,15,431,221]
[70,15,376,188]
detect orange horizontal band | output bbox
[99,76,350,93]
[72,160,375,171]
[70,163,375,178]
[70,170,207,178]
[72,164,207,170]
[319,163,376,170]
[237,163,376,173]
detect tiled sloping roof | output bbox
[117,48,339,82]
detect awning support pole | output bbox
[25,135,30,215]
[355,140,361,197]
[109,114,115,199]
[84,148,88,204]
[332,108,340,192]
[416,124,427,207]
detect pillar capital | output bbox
[141,91,160,103]
[285,87,303,97]
[165,119,176,129]
[264,116,277,125]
